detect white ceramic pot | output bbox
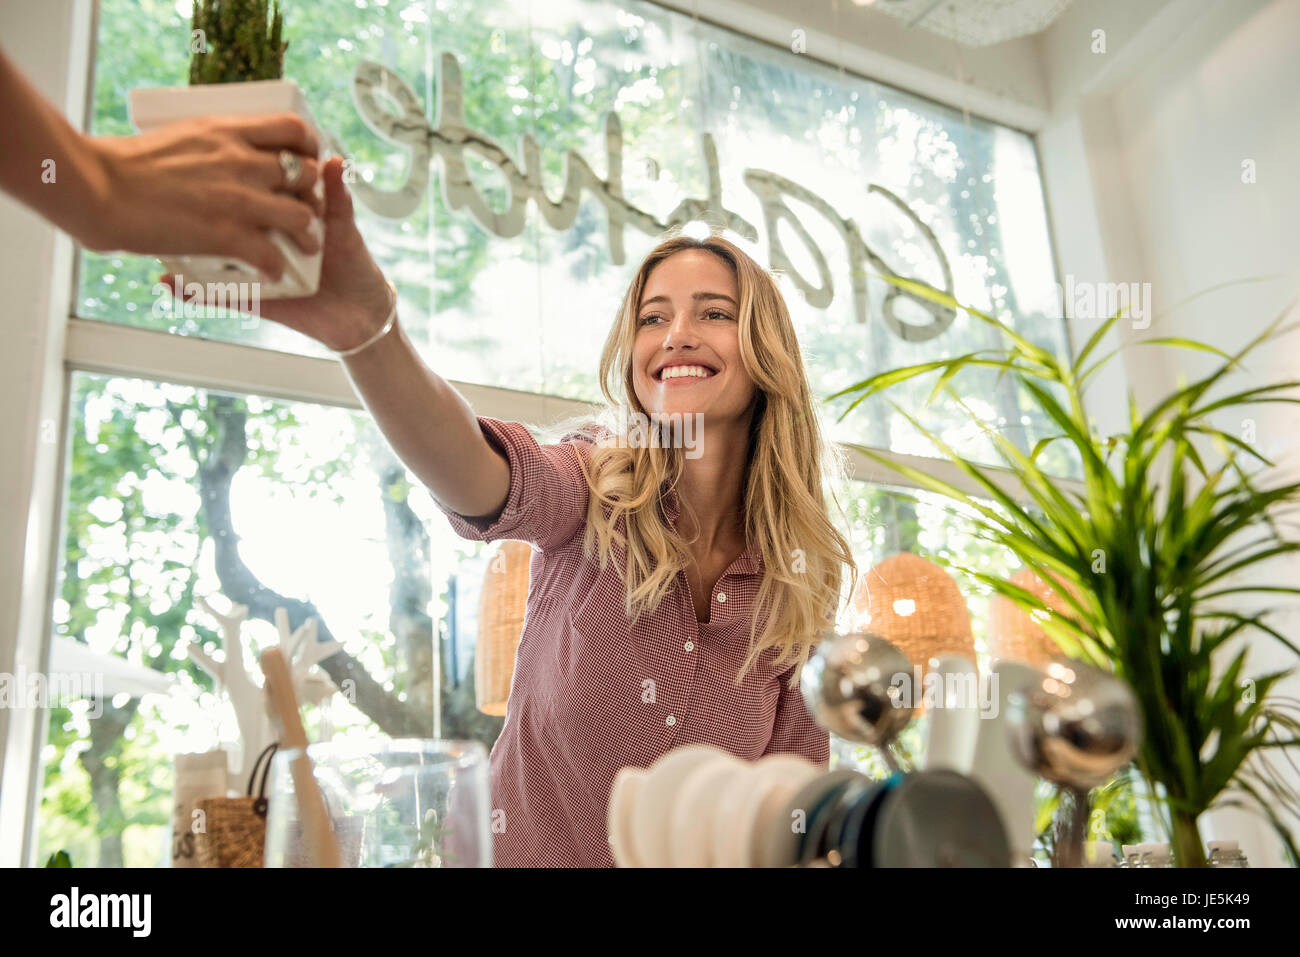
[128,79,325,299]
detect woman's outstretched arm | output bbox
[340,317,511,520]
[165,155,509,520]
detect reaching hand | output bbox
[91,112,325,280]
[162,156,394,352]
[0,47,326,277]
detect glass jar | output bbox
[1207,840,1250,868]
[1129,842,1173,867]
[1084,840,1121,867]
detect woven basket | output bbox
[851,552,976,714]
[987,566,1084,666]
[194,796,267,868]
[194,742,277,868]
[476,540,532,716]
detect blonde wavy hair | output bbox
[545,231,859,688]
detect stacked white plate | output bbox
[607,744,821,867]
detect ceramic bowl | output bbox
[607,766,646,867]
[668,753,748,866]
[743,755,822,867]
[633,744,733,868]
[820,774,883,867]
[710,760,767,867]
[766,769,863,867]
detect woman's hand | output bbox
[162,156,394,352]
[89,112,324,280]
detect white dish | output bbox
[633,744,733,868]
[745,756,822,867]
[668,753,748,867]
[733,754,821,868]
[710,761,765,867]
[608,767,646,867]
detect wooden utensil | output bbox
[259,647,342,868]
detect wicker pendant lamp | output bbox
[850,552,977,706]
[475,539,533,716]
[986,566,1084,667]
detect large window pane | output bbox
[39,371,500,866]
[79,0,1071,472]
[41,374,1035,862]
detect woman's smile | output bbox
[656,364,719,386]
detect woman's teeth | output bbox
[658,365,715,380]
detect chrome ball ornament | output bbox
[1004,657,1142,790]
[801,632,915,757]
[1005,656,1143,867]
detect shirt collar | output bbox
[582,424,763,575]
[661,485,763,575]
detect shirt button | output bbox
[666,715,676,726]
[716,592,726,603]
[684,640,694,652]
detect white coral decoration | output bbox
[189,595,343,792]
[273,606,343,710]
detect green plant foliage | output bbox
[828,274,1300,865]
[189,0,286,84]
[1033,766,1143,865]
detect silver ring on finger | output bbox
[278,149,303,190]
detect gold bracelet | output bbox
[334,281,398,358]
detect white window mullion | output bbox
[64,316,1081,504]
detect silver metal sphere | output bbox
[801,632,916,747]
[1004,657,1143,791]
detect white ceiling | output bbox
[849,0,1078,47]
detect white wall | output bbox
[1037,0,1300,866]
[1110,0,1300,868]
[1110,0,1300,407]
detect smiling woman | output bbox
[215,129,855,866]
[566,233,859,681]
[376,228,858,866]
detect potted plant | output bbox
[829,277,1300,866]
[127,0,323,298]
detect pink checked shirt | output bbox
[434,417,830,867]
